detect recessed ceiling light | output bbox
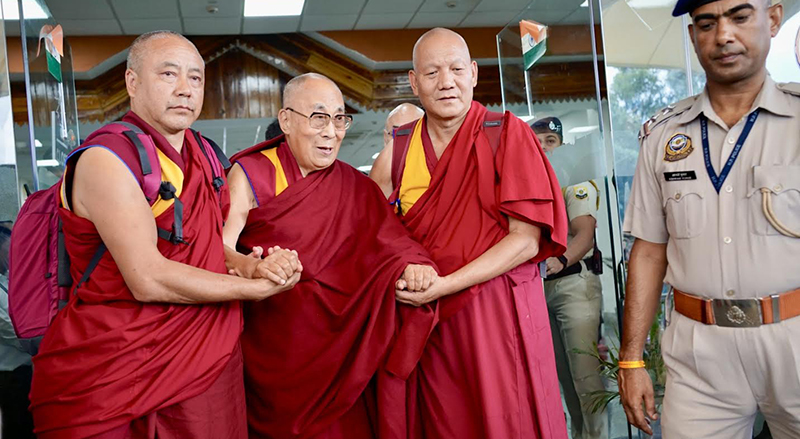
[2,0,49,20]
[244,0,305,17]
[567,125,599,134]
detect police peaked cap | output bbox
[672,0,722,16]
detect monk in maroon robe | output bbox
[372,28,570,439]
[30,32,298,439]
[224,73,438,439]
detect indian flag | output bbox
[521,20,547,71]
[38,25,64,83]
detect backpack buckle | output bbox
[212,176,224,191]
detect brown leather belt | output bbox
[674,288,800,327]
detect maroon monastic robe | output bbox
[392,102,569,439]
[230,140,437,439]
[30,112,245,439]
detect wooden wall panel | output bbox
[12,34,605,124]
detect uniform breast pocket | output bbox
[747,165,800,236]
[662,184,707,239]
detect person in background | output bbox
[370,103,425,197]
[533,117,608,439]
[264,118,283,142]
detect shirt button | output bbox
[774,185,783,192]
[724,236,732,244]
[725,185,733,193]
[726,289,736,297]
[728,137,736,144]
[675,192,682,200]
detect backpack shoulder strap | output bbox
[74,122,162,205]
[202,133,231,169]
[482,111,504,156]
[190,129,229,193]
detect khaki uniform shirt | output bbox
[623,77,800,300]
[563,181,599,261]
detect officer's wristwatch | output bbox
[557,255,569,267]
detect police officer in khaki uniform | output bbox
[534,117,608,439]
[619,0,800,438]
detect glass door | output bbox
[16,0,79,194]
[497,1,629,437]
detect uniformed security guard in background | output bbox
[534,117,608,439]
[619,0,800,437]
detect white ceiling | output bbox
[19,0,593,36]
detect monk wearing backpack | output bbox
[27,31,299,439]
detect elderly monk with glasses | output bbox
[223,73,439,439]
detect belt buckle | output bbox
[712,298,762,327]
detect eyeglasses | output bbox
[285,107,353,131]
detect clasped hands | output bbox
[395,264,450,307]
[231,245,303,291]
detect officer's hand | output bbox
[619,367,658,435]
[545,257,565,276]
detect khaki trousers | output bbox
[661,311,800,439]
[545,267,608,439]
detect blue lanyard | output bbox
[700,109,760,193]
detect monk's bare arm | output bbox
[369,144,393,198]
[618,238,666,433]
[396,216,540,306]
[223,163,259,276]
[73,147,292,304]
[223,164,302,284]
[223,164,256,249]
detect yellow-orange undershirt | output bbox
[397,119,432,215]
[260,148,289,197]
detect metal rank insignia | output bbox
[664,133,693,162]
[575,187,589,200]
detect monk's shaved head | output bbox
[127,30,200,73]
[412,27,472,72]
[283,73,342,109]
[408,27,477,122]
[386,103,424,130]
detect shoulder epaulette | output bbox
[639,95,697,141]
[777,82,800,98]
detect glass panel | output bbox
[498,2,628,437]
[0,2,20,220]
[1,3,36,438]
[599,2,699,437]
[767,1,800,82]
[17,0,79,193]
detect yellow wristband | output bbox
[618,360,646,369]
